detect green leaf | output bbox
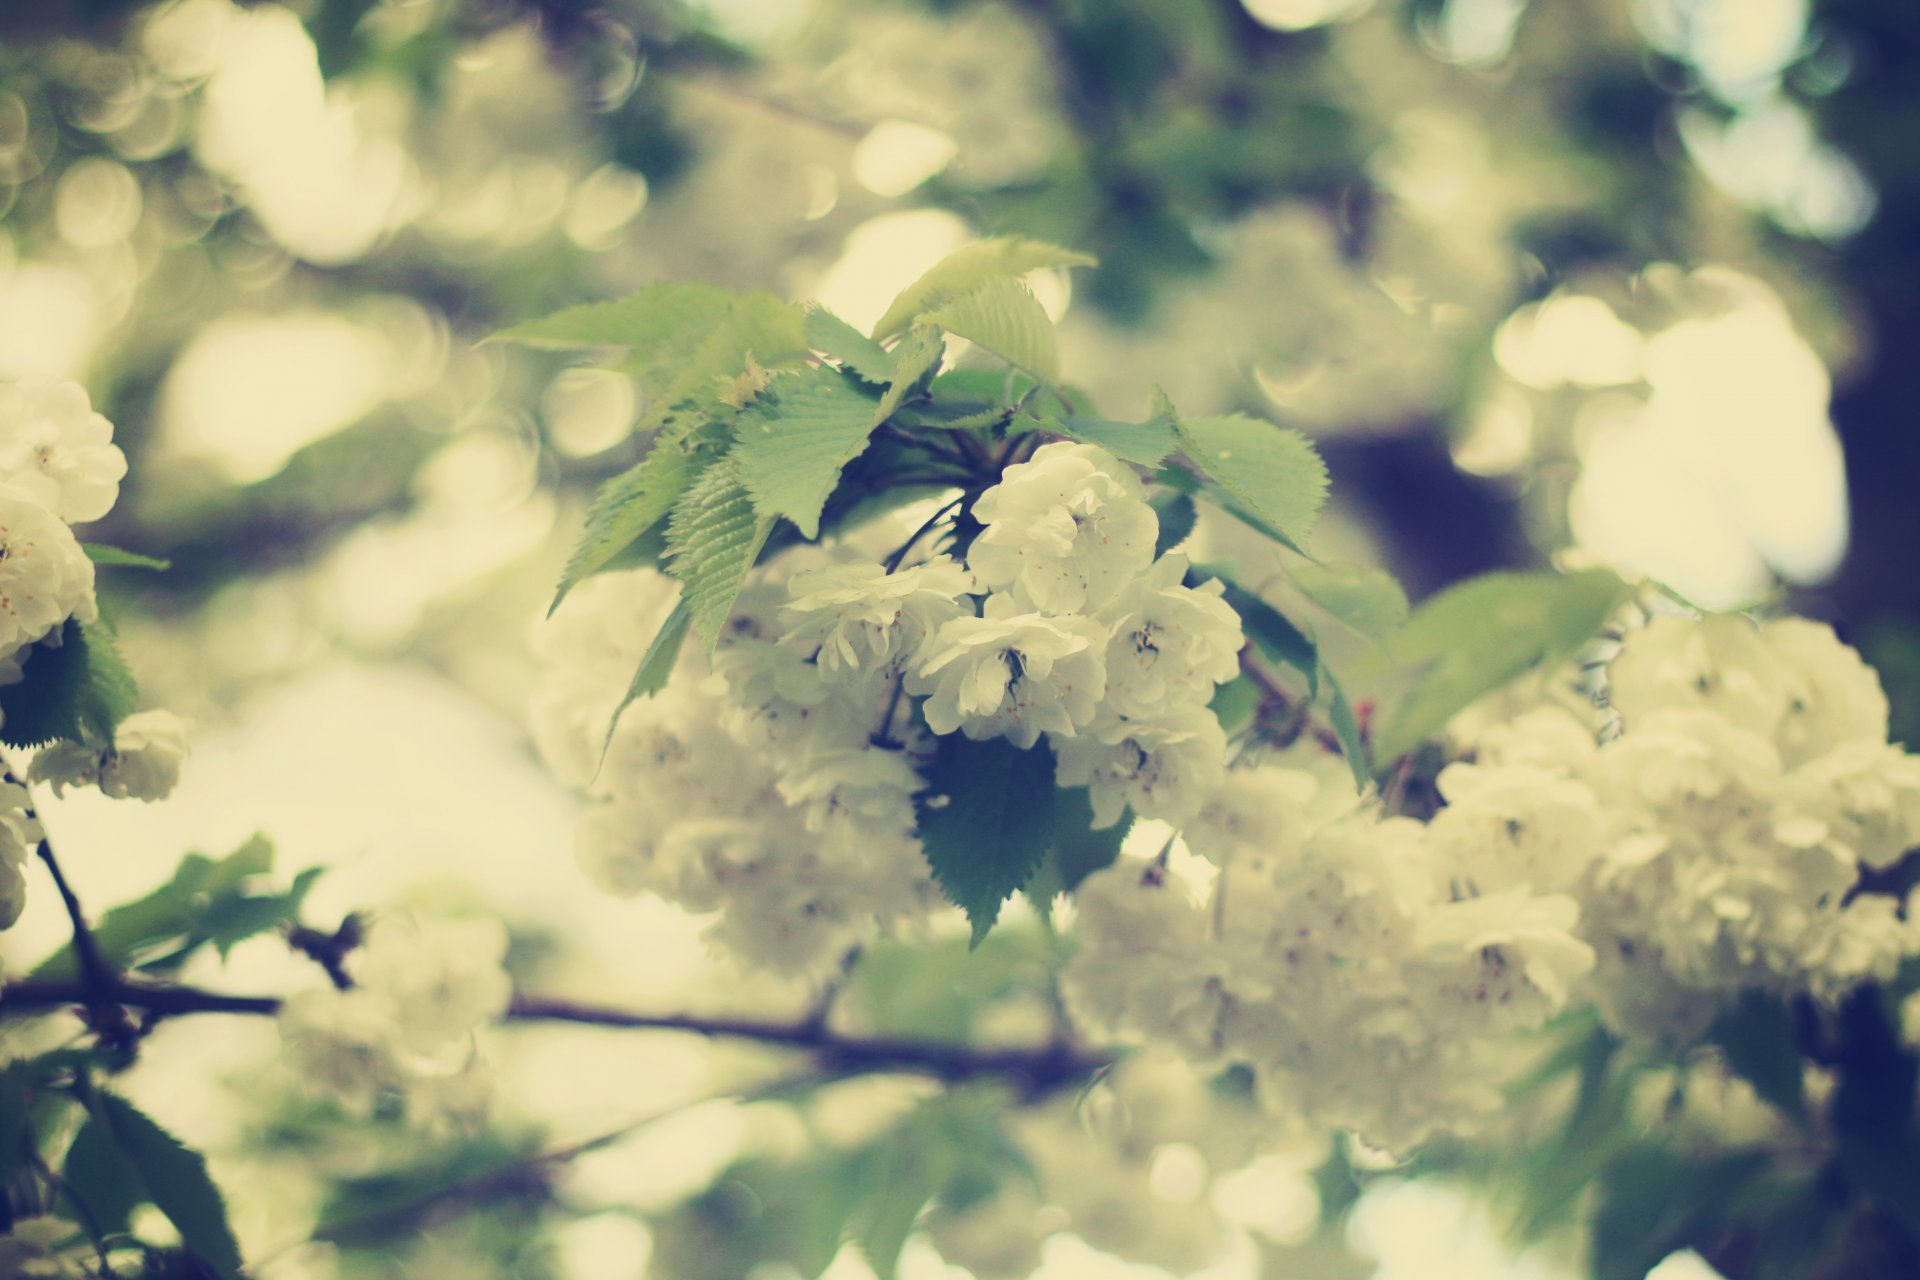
[1711,990,1807,1125]
[1374,568,1629,763]
[1047,403,1180,467]
[871,237,1096,341]
[733,366,883,539]
[914,736,1057,946]
[853,930,1048,1044]
[551,443,701,615]
[1151,491,1197,557]
[502,285,808,441]
[81,543,170,571]
[618,292,810,434]
[0,1059,33,1193]
[63,1110,143,1237]
[0,619,138,749]
[1174,413,1329,553]
[31,835,285,981]
[665,459,773,651]
[600,596,692,764]
[89,1090,244,1279]
[1830,990,1920,1237]
[1589,1149,1770,1280]
[493,280,733,352]
[1323,666,1370,791]
[924,278,1059,386]
[1209,675,1260,735]
[805,307,893,384]
[1212,576,1317,696]
[873,325,945,427]
[1046,786,1129,894]
[1292,561,1408,646]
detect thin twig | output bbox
[0,981,1110,1094]
[7,771,117,1000]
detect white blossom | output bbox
[1787,741,1920,869]
[279,914,513,1118]
[1052,707,1229,828]
[0,493,97,653]
[0,781,43,931]
[277,985,406,1115]
[1406,888,1596,1031]
[0,379,127,523]
[1425,761,1607,895]
[966,441,1157,614]
[1179,763,1323,868]
[1094,554,1243,721]
[31,710,191,802]
[1607,614,1889,767]
[1763,618,1892,766]
[778,557,974,684]
[907,596,1107,747]
[352,915,513,1056]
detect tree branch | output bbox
[0,981,1110,1095]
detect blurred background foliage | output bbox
[0,1,1917,1277]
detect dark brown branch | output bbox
[30,835,114,996]
[0,981,1109,1095]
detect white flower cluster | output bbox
[909,441,1242,827]
[0,380,124,656]
[0,780,45,931]
[1065,613,1920,1152]
[278,915,510,1123]
[1065,763,1594,1153]
[31,710,191,802]
[1451,614,1920,1039]
[531,553,947,975]
[529,443,1242,971]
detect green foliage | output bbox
[870,237,1095,341]
[1042,785,1130,894]
[1150,490,1197,555]
[1292,561,1409,646]
[804,306,893,384]
[1830,992,1920,1237]
[599,596,693,762]
[551,442,700,614]
[664,458,774,651]
[1047,409,1181,468]
[1373,568,1629,763]
[1214,576,1317,696]
[495,281,734,352]
[1711,990,1808,1125]
[733,365,883,538]
[652,1152,864,1280]
[32,835,316,981]
[62,1108,143,1235]
[80,543,170,571]
[1589,1148,1772,1280]
[314,1131,545,1247]
[1173,412,1330,553]
[853,928,1053,1043]
[1322,666,1371,790]
[846,1093,1031,1280]
[1209,674,1261,735]
[498,284,809,439]
[923,277,1061,387]
[0,618,138,749]
[74,1089,245,1279]
[873,325,945,426]
[914,735,1057,946]
[0,1058,33,1193]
